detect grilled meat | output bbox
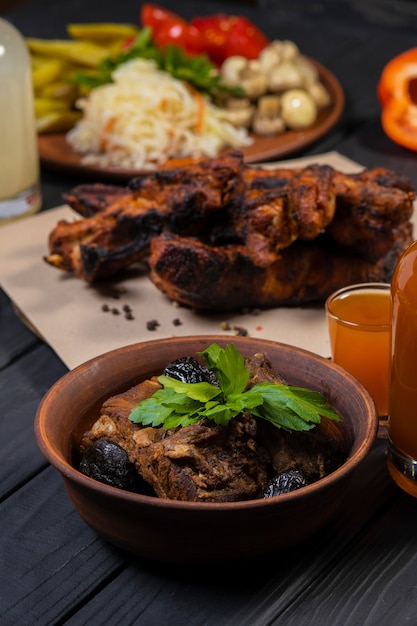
[149,229,412,310]
[327,169,415,261]
[46,151,415,308]
[242,164,415,263]
[46,196,167,281]
[348,166,415,192]
[129,150,243,202]
[243,162,414,196]
[65,150,244,228]
[230,164,336,267]
[63,183,130,217]
[47,152,246,280]
[128,150,245,236]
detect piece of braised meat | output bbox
[79,351,349,503]
[245,351,350,484]
[134,414,270,502]
[79,372,269,502]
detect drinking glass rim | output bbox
[325,282,391,330]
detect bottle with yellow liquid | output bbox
[387,240,417,496]
[0,18,41,224]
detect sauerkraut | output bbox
[67,58,252,170]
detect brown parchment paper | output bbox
[0,151,405,370]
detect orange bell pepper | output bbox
[378,48,417,151]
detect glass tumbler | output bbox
[325,282,391,417]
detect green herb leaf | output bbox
[129,387,208,428]
[157,375,223,403]
[129,387,177,427]
[248,383,340,432]
[128,343,341,432]
[198,342,250,396]
[70,28,242,98]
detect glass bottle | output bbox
[0,18,41,225]
[387,240,417,497]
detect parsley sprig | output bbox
[129,343,340,431]
[71,27,241,98]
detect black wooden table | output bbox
[2,1,417,624]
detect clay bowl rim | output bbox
[35,335,379,511]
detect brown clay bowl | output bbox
[35,335,378,564]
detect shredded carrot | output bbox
[196,91,205,133]
[195,91,205,133]
[68,60,252,169]
[100,116,116,150]
[187,84,205,133]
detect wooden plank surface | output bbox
[2,0,417,624]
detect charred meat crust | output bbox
[148,228,411,310]
[63,183,131,217]
[48,151,415,309]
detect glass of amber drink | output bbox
[387,240,417,497]
[325,283,391,417]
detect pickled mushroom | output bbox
[280,89,318,129]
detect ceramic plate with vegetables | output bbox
[31,4,344,177]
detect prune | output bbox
[263,470,307,498]
[79,439,143,491]
[164,356,219,386]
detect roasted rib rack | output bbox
[45,151,415,310]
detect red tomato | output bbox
[154,19,205,55]
[224,16,269,60]
[141,5,269,63]
[191,14,269,64]
[140,4,179,32]
[140,3,205,56]
[191,14,232,65]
